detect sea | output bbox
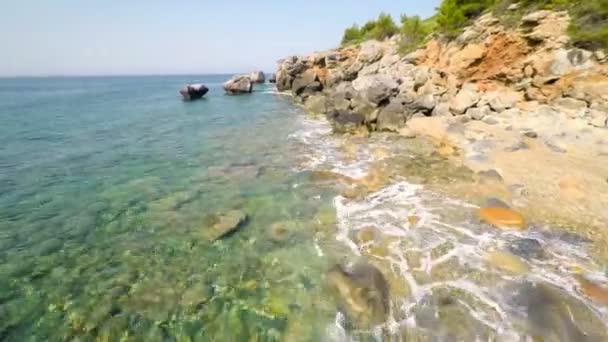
[1,75,607,341]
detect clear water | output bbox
[1,76,607,341]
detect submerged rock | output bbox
[485,250,530,275]
[478,207,526,230]
[203,210,248,241]
[576,275,608,305]
[223,75,253,94]
[508,238,545,260]
[326,261,389,328]
[179,84,209,101]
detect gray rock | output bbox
[376,99,408,132]
[304,95,327,114]
[450,84,480,115]
[344,61,364,81]
[505,141,529,152]
[484,91,519,112]
[432,102,452,117]
[508,239,545,260]
[204,210,248,241]
[477,169,503,182]
[523,131,539,139]
[249,71,266,84]
[485,197,511,208]
[327,110,366,134]
[409,94,436,113]
[223,75,253,94]
[292,69,320,96]
[482,116,499,125]
[268,73,277,83]
[179,84,209,101]
[357,41,384,64]
[554,97,588,111]
[352,74,399,106]
[466,105,492,120]
[326,261,389,328]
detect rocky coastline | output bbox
[276,9,608,234]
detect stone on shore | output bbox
[478,207,526,230]
[223,75,253,94]
[352,74,398,106]
[179,84,209,101]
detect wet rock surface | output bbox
[203,210,248,241]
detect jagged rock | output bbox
[250,71,266,83]
[587,110,608,128]
[223,75,253,94]
[304,95,327,114]
[292,69,321,96]
[482,90,519,112]
[204,210,248,241]
[179,84,209,101]
[357,41,384,64]
[327,110,365,134]
[352,74,399,106]
[326,261,389,328]
[344,61,364,81]
[450,84,480,115]
[466,105,492,120]
[432,102,451,117]
[377,99,408,132]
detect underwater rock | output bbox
[508,282,604,341]
[508,238,545,260]
[576,275,608,305]
[485,250,530,275]
[326,261,390,328]
[204,210,248,241]
[484,197,511,208]
[478,207,526,230]
[268,220,297,243]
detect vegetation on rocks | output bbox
[341,0,608,50]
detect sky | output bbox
[0,1,439,77]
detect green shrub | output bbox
[568,0,608,50]
[398,15,437,54]
[341,24,363,45]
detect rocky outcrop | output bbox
[250,71,266,84]
[276,10,607,133]
[223,75,253,94]
[179,84,209,101]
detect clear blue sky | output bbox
[0,1,439,76]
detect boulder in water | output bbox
[179,84,209,101]
[250,71,266,84]
[326,261,389,328]
[268,73,277,83]
[223,75,253,94]
[478,207,526,230]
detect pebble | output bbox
[477,169,504,183]
[478,207,526,230]
[505,141,529,152]
[545,140,566,153]
[523,131,538,139]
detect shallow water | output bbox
[1,76,607,341]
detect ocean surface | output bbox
[1,75,608,341]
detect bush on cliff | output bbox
[341,13,399,45]
[398,15,437,54]
[567,0,608,50]
[436,0,496,37]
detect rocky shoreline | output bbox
[276,9,608,239]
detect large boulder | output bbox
[304,94,327,114]
[376,98,409,132]
[352,74,399,106]
[291,69,321,96]
[223,75,253,94]
[179,84,209,101]
[327,110,365,134]
[357,41,384,64]
[250,71,266,84]
[326,261,390,328]
[449,83,480,115]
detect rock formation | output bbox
[276,10,607,134]
[223,75,253,94]
[250,71,266,83]
[179,84,209,101]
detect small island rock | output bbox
[179,84,209,101]
[223,75,253,94]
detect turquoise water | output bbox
[0,76,344,340]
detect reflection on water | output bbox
[1,77,607,340]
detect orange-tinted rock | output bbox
[407,215,420,226]
[478,207,526,230]
[576,276,608,305]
